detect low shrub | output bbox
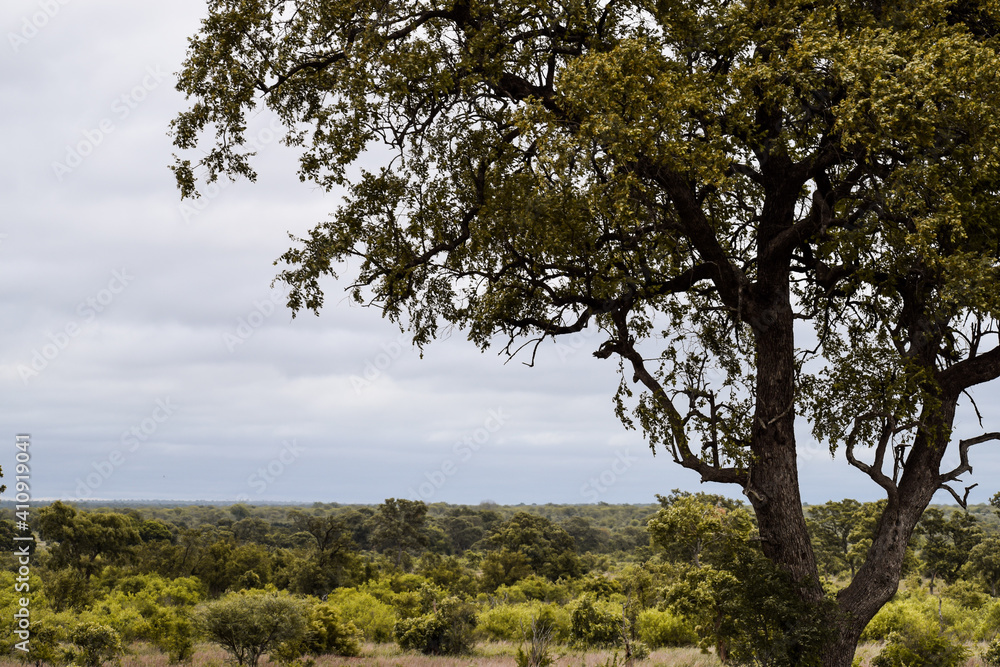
[478,602,571,643]
[872,626,969,667]
[326,588,397,642]
[635,608,697,648]
[68,623,124,667]
[569,594,621,648]
[983,637,1000,667]
[394,596,477,655]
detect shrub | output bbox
[478,602,571,642]
[305,604,362,657]
[272,602,362,663]
[635,608,697,648]
[872,627,969,667]
[197,589,309,667]
[154,610,196,663]
[68,623,124,667]
[862,593,979,643]
[983,637,1000,667]
[326,588,397,642]
[393,596,477,655]
[569,594,621,648]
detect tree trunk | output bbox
[818,399,958,667]
[745,280,823,601]
[743,267,959,666]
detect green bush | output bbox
[305,604,362,657]
[478,602,571,642]
[197,589,309,667]
[635,608,697,648]
[872,627,969,667]
[272,602,362,663]
[983,637,1000,667]
[68,623,124,667]
[862,592,978,643]
[976,599,1000,642]
[326,588,397,642]
[569,594,621,648]
[393,596,477,655]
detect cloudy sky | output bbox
[1,1,998,506]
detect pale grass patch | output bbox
[0,640,723,667]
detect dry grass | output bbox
[0,642,723,667]
[2,640,991,667]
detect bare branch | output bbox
[845,412,898,501]
[938,432,1000,484]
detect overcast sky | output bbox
[1,1,998,507]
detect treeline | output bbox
[2,494,1000,667]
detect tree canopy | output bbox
[171,1,1000,664]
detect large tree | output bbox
[171,1,1000,664]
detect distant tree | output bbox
[917,508,984,593]
[139,519,175,544]
[962,536,1000,597]
[480,550,534,592]
[197,589,308,667]
[479,513,580,580]
[562,516,609,554]
[370,498,429,568]
[440,512,487,553]
[806,500,863,578]
[648,495,753,567]
[286,510,357,592]
[232,517,271,545]
[37,502,141,576]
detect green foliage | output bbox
[648,496,753,568]
[569,594,621,648]
[273,602,362,662]
[635,609,697,648]
[478,602,572,643]
[983,636,1000,667]
[479,513,580,582]
[303,604,362,657]
[371,498,429,568]
[312,587,397,642]
[666,554,832,666]
[393,596,477,655]
[3,612,64,667]
[68,623,124,667]
[861,589,979,643]
[38,503,141,576]
[872,626,970,667]
[917,508,984,590]
[964,536,1000,597]
[197,589,309,667]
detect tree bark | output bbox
[819,400,957,667]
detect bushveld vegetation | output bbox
[2,493,999,667]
